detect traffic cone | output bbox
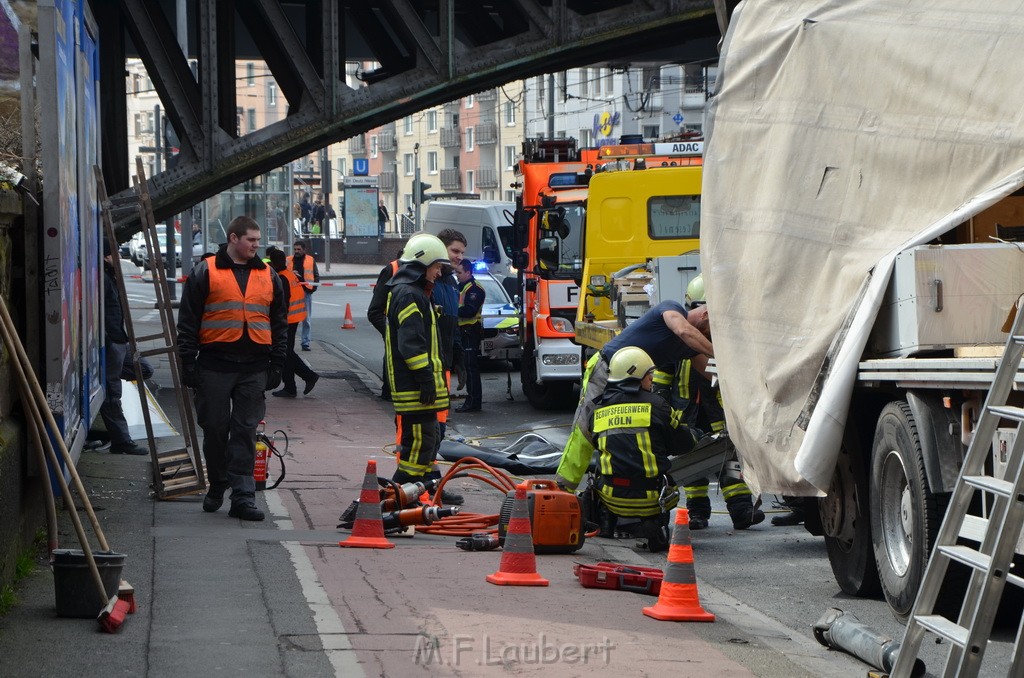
[338,460,395,549]
[642,508,715,622]
[342,303,356,330]
[486,484,549,586]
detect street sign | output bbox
[353,158,369,176]
[672,112,684,126]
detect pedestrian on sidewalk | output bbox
[268,249,319,398]
[177,216,288,521]
[288,239,320,351]
[455,258,485,412]
[95,239,146,456]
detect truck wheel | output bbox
[820,439,881,597]
[520,347,574,410]
[870,401,943,620]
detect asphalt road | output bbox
[119,269,1019,677]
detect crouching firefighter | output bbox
[587,347,695,553]
[384,234,451,486]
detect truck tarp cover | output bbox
[703,1,1024,495]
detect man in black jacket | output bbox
[177,216,288,521]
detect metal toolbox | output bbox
[868,244,1024,357]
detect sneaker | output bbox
[301,346,311,352]
[203,484,228,513]
[111,442,147,456]
[84,438,111,452]
[440,489,465,506]
[272,389,297,398]
[228,503,265,521]
[303,374,319,395]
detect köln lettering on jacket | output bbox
[593,403,652,432]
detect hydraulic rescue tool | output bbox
[455,533,501,551]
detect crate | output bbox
[573,561,663,596]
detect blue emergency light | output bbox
[473,261,488,273]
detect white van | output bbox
[422,200,516,281]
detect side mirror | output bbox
[538,237,560,271]
[501,276,519,301]
[482,246,500,264]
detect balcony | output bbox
[476,168,499,189]
[440,127,462,148]
[476,122,498,145]
[439,168,461,191]
[379,171,396,192]
[379,131,396,152]
[477,88,497,101]
[347,134,366,154]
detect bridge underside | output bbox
[96,0,722,236]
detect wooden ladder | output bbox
[95,162,205,499]
[892,302,1024,677]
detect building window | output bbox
[504,100,516,126]
[246,62,255,86]
[579,68,588,97]
[236,107,243,135]
[643,125,660,140]
[536,76,545,111]
[579,129,592,148]
[337,158,347,175]
[605,69,614,92]
[404,115,414,135]
[248,108,257,133]
[268,82,277,106]
[465,127,475,152]
[504,145,516,169]
[450,113,460,129]
[465,94,474,108]
[504,189,516,202]
[594,68,602,96]
[427,151,438,173]
[403,153,414,175]
[466,170,475,193]
[427,110,438,132]
[371,135,378,158]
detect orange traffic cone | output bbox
[341,303,356,330]
[486,484,549,586]
[338,460,395,549]
[642,508,715,622]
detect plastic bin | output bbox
[52,549,126,618]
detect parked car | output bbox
[474,271,522,364]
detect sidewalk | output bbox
[0,344,855,677]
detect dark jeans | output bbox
[100,341,134,448]
[121,351,154,381]
[460,328,482,408]
[282,323,317,392]
[194,367,266,505]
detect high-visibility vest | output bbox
[285,270,307,324]
[458,279,483,327]
[200,265,274,345]
[287,254,316,290]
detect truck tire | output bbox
[870,400,944,620]
[820,439,881,597]
[520,347,574,410]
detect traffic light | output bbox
[413,180,432,205]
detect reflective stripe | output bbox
[637,431,658,478]
[406,353,429,371]
[721,483,752,500]
[206,301,245,311]
[458,280,482,327]
[397,303,421,324]
[684,485,709,499]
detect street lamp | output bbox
[413,142,421,230]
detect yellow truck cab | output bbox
[575,143,703,350]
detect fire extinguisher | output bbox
[254,421,288,491]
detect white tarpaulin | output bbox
[702,1,1024,495]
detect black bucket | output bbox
[52,549,126,618]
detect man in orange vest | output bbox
[287,239,320,351]
[177,216,288,521]
[268,249,319,397]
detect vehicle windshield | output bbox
[476,275,512,307]
[536,203,584,279]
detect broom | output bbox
[0,294,132,631]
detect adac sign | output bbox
[592,111,621,139]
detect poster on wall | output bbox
[343,176,379,237]
[38,0,102,454]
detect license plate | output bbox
[482,340,495,352]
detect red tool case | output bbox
[573,562,664,596]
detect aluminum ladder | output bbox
[892,302,1024,677]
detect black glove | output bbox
[265,365,283,391]
[418,381,437,405]
[181,362,200,389]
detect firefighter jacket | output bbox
[177,245,288,374]
[588,384,688,518]
[656,358,725,437]
[284,269,307,324]
[458,277,485,333]
[384,263,449,413]
[287,252,319,293]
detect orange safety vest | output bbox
[286,270,307,324]
[200,265,274,345]
[287,254,316,290]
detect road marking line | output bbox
[314,301,342,307]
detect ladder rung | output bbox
[937,544,991,572]
[987,405,1024,422]
[964,475,1015,498]
[1013,335,1024,344]
[915,614,969,647]
[136,332,166,342]
[162,475,200,489]
[158,453,192,466]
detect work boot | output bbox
[635,517,670,553]
[203,483,229,513]
[771,496,805,526]
[726,495,765,530]
[686,496,712,531]
[228,502,265,521]
[598,507,618,538]
[111,442,147,456]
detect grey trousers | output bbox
[194,367,266,504]
[99,341,134,448]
